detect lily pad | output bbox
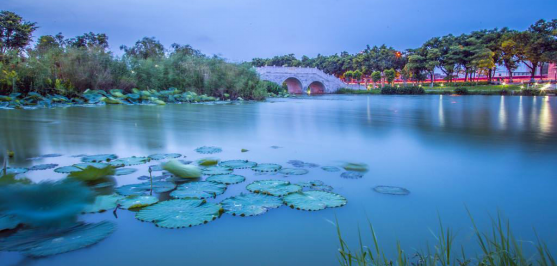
[195,146,222,154]
[137,175,167,181]
[148,153,182,160]
[68,166,115,181]
[149,164,163,171]
[287,160,319,168]
[81,154,118,163]
[280,168,309,175]
[0,221,115,257]
[6,167,29,174]
[0,214,21,231]
[251,163,282,173]
[341,171,364,179]
[206,174,245,185]
[116,181,176,196]
[0,174,31,185]
[202,166,233,176]
[246,180,302,196]
[283,191,347,211]
[163,160,201,178]
[170,181,226,199]
[115,168,137,176]
[343,162,368,172]
[117,195,159,209]
[54,162,109,174]
[221,193,282,216]
[109,156,149,166]
[29,164,58,171]
[297,180,325,187]
[219,160,257,169]
[373,186,410,195]
[321,166,341,172]
[82,194,124,213]
[136,199,222,228]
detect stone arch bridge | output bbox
[255,66,363,94]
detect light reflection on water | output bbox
[0,95,556,266]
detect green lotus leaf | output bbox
[198,157,220,166]
[221,193,282,217]
[0,214,21,231]
[82,194,124,213]
[102,97,122,104]
[109,156,149,166]
[373,186,410,195]
[6,167,28,174]
[137,175,167,181]
[287,160,319,168]
[136,199,222,229]
[115,181,176,196]
[68,166,115,181]
[297,180,324,187]
[195,146,222,154]
[0,221,115,257]
[206,174,245,185]
[54,166,81,173]
[75,162,110,169]
[81,154,118,163]
[308,185,334,192]
[0,180,94,227]
[219,160,257,169]
[162,159,201,178]
[29,164,58,171]
[0,174,32,185]
[117,195,158,209]
[170,181,226,199]
[279,168,309,175]
[148,153,182,160]
[283,191,347,211]
[54,162,109,174]
[251,163,282,173]
[114,168,137,176]
[202,166,232,176]
[149,164,163,171]
[342,162,368,172]
[340,171,364,179]
[321,166,341,172]
[246,180,302,196]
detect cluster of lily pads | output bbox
[0,147,410,258]
[0,88,241,110]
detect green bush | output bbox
[454,88,469,95]
[380,86,425,95]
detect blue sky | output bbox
[3,0,557,62]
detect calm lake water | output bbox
[1,95,556,266]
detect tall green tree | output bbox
[515,19,557,82]
[0,11,37,56]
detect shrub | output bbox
[381,86,425,95]
[454,88,469,95]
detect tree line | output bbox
[252,19,557,87]
[0,11,270,99]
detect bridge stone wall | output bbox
[255,66,365,93]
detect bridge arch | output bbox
[308,81,325,94]
[283,77,304,94]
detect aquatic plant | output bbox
[246,180,302,196]
[81,154,118,163]
[280,168,309,175]
[170,181,226,199]
[54,162,109,173]
[341,171,364,179]
[283,191,347,211]
[115,181,176,196]
[202,166,233,175]
[82,194,124,213]
[29,164,58,171]
[342,162,369,172]
[68,165,115,181]
[0,221,115,257]
[219,160,257,169]
[109,156,149,166]
[162,159,202,178]
[148,153,182,160]
[221,193,283,217]
[373,186,410,195]
[287,160,319,168]
[251,163,282,173]
[5,167,29,174]
[206,174,246,185]
[297,180,334,192]
[0,214,21,231]
[195,146,223,154]
[114,168,137,176]
[0,180,94,227]
[198,157,220,166]
[321,166,341,172]
[136,199,223,229]
[117,195,159,209]
[27,154,62,160]
[0,173,32,185]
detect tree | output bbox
[353,70,362,84]
[384,69,396,85]
[120,37,165,60]
[515,19,557,82]
[66,32,109,50]
[344,70,353,82]
[499,31,520,82]
[371,71,381,88]
[0,11,37,56]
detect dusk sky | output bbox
[3,0,557,62]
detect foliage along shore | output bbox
[336,84,557,96]
[0,11,283,102]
